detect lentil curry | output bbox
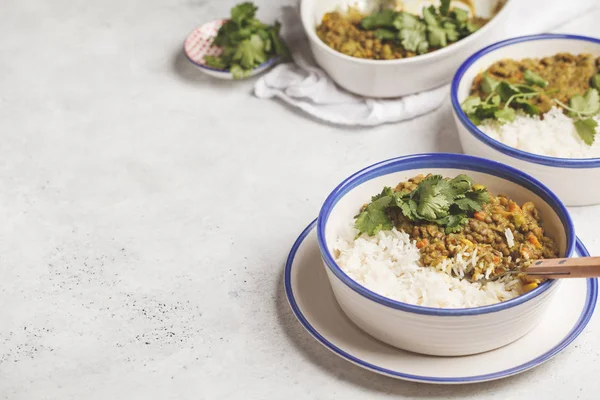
[471,53,600,114]
[316,1,489,60]
[355,174,559,291]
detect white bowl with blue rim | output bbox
[451,34,600,207]
[300,0,515,98]
[183,20,279,80]
[317,153,575,356]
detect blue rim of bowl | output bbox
[316,153,575,316]
[285,219,597,383]
[183,21,279,74]
[451,33,600,169]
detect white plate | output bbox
[285,219,597,384]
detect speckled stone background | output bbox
[1,1,600,399]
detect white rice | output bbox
[478,107,600,158]
[333,227,523,308]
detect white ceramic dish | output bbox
[316,153,575,356]
[300,0,513,98]
[183,20,278,80]
[451,34,600,206]
[285,219,597,383]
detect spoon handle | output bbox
[525,257,600,279]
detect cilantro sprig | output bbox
[554,88,600,145]
[354,175,491,237]
[203,2,289,79]
[462,69,600,146]
[359,0,482,55]
[461,71,554,126]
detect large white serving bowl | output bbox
[451,34,600,207]
[300,0,513,98]
[317,154,575,356]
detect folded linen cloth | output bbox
[254,0,597,126]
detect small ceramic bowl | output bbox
[184,20,278,80]
[300,0,514,98]
[317,153,575,356]
[451,34,600,206]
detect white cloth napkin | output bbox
[254,0,597,126]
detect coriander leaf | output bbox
[268,22,289,58]
[469,188,491,205]
[392,192,415,220]
[214,21,238,47]
[414,175,453,220]
[423,6,439,27]
[523,69,548,88]
[409,198,419,216]
[233,34,266,69]
[453,189,489,213]
[204,55,228,70]
[373,28,397,41]
[465,20,480,33]
[461,96,482,115]
[440,0,451,16]
[474,103,499,120]
[569,89,600,117]
[443,22,459,42]
[231,2,257,26]
[230,64,249,79]
[481,73,500,94]
[449,174,473,195]
[515,98,540,116]
[490,94,501,106]
[209,4,287,78]
[246,18,268,31]
[495,81,520,102]
[361,9,397,30]
[371,187,394,202]
[494,107,516,124]
[467,114,482,125]
[418,194,451,221]
[592,74,600,91]
[354,193,394,236]
[393,12,422,30]
[450,8,469,23]
[436,214,468,234]
[230,28,254,43]
[454,197,482,212]
[357,175,491,236]
[427,26,447,47]
[354,208,393,236]
[399,27,428,54]
[574,118,598,146]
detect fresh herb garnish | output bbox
[440,0,451,16]
[356,1,481,55]
[480,73,500,94]
[554,88,600,145]
[574,118,598,146]
[592,74,600,91]
[566,88,600,117]
[462,72,560,126]
[354,175,491,237]
[523,70,548,88]
[361,9,397,30]
[465,61,600,146]
[204,2,288,79]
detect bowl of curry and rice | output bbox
[300,0,513,97]
[452,34,600,206]
[317,153,574,356]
